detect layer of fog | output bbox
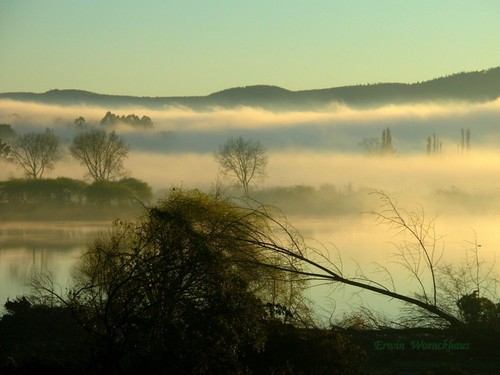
[2,97,500,208]
[2,97,500,319]
[2,98,500,153]
[2,97,500,201]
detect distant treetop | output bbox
[100,111,154,129]
[0,124,17,141]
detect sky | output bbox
[1,0,499,97]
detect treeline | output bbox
[0,177,152,218]
[359,126,473,156]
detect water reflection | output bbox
[0,222,110,313]
[292,213,500,324]
[1,213,499,322]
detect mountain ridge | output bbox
[1,67,499,110]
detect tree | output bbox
[26,190,384,372]
[84,178,152,206]
[215,136,267,195]
[100,111,153,129]
[381,127,395,155]
[116,177,153,203]
[0,138,12,161]
[10,128,60,179]
[0,124,16,141]
[65,191,277,372]
[74,116,86,129]
[427,133,442,155]
[358,137,380,155]
[459,128,471,154]
[70,128,129,181]
[359,128,395,156]
[29,190,316,372]
[230,191,500,333]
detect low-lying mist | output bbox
[2,97,500,210]
[2,97,500,320]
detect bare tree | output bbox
[215,136,267,195]
[228,193,475,330]
[358,137,380,155]
[70,128,129,181]
[10,128,60,179]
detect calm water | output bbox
[0,221,110,313]
[1,214,499,322]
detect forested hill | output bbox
[1,67,499,110]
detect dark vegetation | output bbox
[1,190,500,373]
[1,67,499,110]
[0,191,367,374]
[99,111,153,129]
[0,177,152,220]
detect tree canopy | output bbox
[215,136,268,195]
[10,128,60,179]
[70,128,129,181]
[62,190,293,372]
[100,111,153,129]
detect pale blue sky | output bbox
[1,0,499,96]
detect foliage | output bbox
[0,124,16,141]
[426,133,442,155]
[359,128,395,156]
[246,323,366,375]
[116,177,153,203]
[74,116,86,129]
[57,190,287,373]
[0,297,91,374]
[456,291,500,330]
[85,178,152,206]
[0,177,152,212]
[100,111,153,129]
[0,177,85,205]
[215,136,268,195]
[0,138,12,161]
[10,128,60,179]
[70,128,129,181]
[380,127,395,155]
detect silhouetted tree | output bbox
[427,133,442,155]
[0,138,12,161]
[10,128,60,179]
[116,177,153,203]
[358,137,380,155]
[233,191,500,333]
[63,191,273,372]
[29,190,317,372]
[100,111,153,129]
[460,128,471,154]
[70,128,129,181]
[381,127,395,155]
[73,116,86,129]
[0,124,16,141]
[215,136,267,195]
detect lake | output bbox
[0,221,110,314]
[1,213,499,324]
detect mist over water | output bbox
[1,98,500,319]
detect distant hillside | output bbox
[1,67,499,110]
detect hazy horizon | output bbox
[2,97,500,199]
